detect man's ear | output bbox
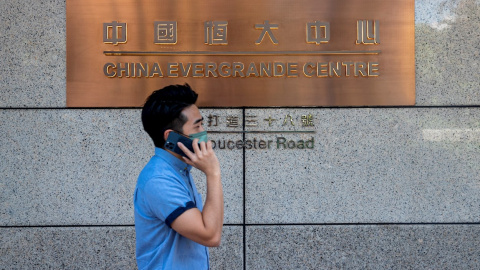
[163,129,173,142]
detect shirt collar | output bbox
[155,147,192,172]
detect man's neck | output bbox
[165,148,185,162]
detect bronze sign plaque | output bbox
[67,0,415,107]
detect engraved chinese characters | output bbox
[102,20,378,46]
[207,114,315,128]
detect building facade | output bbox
[1,0,479,269]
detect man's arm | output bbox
[172,140,224,247]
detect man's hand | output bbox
[178,139,220,178]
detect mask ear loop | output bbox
[171,129,189,138]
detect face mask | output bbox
[189,130,209,143]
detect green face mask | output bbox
[189,130,209,143]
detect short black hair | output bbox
[142,83,198,148]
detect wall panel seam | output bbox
[1,105,480,110]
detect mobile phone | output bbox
[164,131,196,157]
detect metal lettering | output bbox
[245,115,258,127]
[232,62,245,77]
[306,21,330,44]
[342,62,354,76]
[154,21,177,44]
[179,63,191,77]
[282,114,295,126]
[354,62,367,76]
[218,62,232,77]
[273,62,285,77]
[263,116,277,127]
[192,63,204,77]
[116,63,129,77]
[329,62,342,77]
[317,62,328,77]
[259,62,272,77]
[103,21,127,45]
[167,63,179,77]
[255,20,279,44]
[368,62,380,76]
[102,61,380,78]
[149,63,163,77]
[246,62,259,77]
[205,63,218,77]
[287,63,298,77]
[207,114,219,127]
[277,137,314,149]
[303,63,315,77]
[264,116,277,126]
[135,63,148,77]
[226,116,239,127]
[236,140,244,149]
[204,21,228,45]
[227,140,235,149]
[301,114,314,127]
[104,63,116,77]
[356,20,380,45]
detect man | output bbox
[134,84,223,269]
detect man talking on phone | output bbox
[134,84,223,270]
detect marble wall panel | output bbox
[0,0,66,107]
[210,226,244,270]
[0,227,136,269]
[245,108,480,223]
[0,109,243,225]
[415,0,480,105]
[246,225,480,269]
[0,225,242,270]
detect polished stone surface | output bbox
[0,109,243,225]
[0,0,66,107]
[0,225,243,270]
[210,226,244,270]
[245,108,480,223]
[415,0,480,105]
[247,225,480,269]
[0,227,136,269]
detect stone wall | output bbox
[1,0,479,269]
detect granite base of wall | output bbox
[0,226,243,270]
[0,227,136,270]
[3,225,478,269]
[246,225,480,270]
[0,225,480,270]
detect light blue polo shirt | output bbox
[134,147,209,270]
